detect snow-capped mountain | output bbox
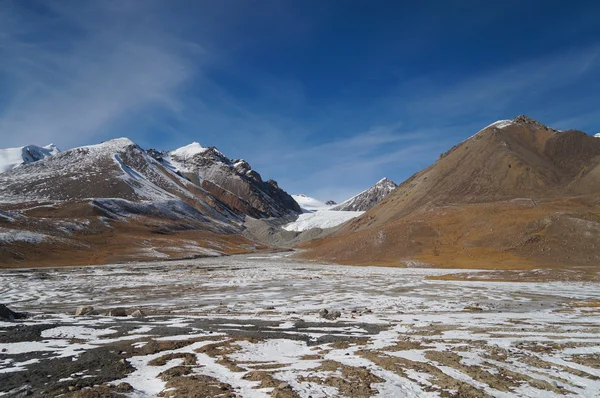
[292,194,336,213]
[0,138,302,265]
[0,144,59,173]
[332,178,397,211]
[0,138,238,227]
[147,142,301,218]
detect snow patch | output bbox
[170,142,208,159]
[41,326,117,340]
[0,228,50,243]
[465,119,514,142]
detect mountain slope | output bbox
[0,144,59,173]
[301,116,600,269]
[332,178,397,211]
[0,138,267,266]
[149,143,301,218]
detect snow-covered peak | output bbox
[376,177,394,185]
[292,194,334,213]
[332,178,397,212]
[170,142,209,159]
[594,133,600,138]
[81,138,136,152]
[0,144,61,173]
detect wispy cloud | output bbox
[398,45,600,128]
[0,1,198,148]
[0,2,599,203]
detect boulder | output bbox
[74,306,95,316]
[131,309,146,318]
[319,309,341,320]
[0,304,26,321]
[116,382,133,392]
[108,308,127,317]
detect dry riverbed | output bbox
[1,253,600,397]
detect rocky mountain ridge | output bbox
[332,177,397,211]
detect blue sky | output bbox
[1,0,599,201]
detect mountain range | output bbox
[2,114,599,270]
[0,137,394,266]
[0,139,298,266]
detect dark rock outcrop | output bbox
[0,304,26,321]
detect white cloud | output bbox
[0,2,197,148]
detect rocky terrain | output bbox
[332,178,397,211]
[301,116,600,269]
[1,253,599,397]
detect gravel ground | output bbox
[1,253,600,397]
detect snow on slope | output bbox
[283,210,364,231]
[464,119,514,143]
[332,177,397,211]
[292,194,333,213]
[170,142,208,158]
[0,144,59,173]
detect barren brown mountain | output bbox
[300,116,600,269]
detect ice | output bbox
[283,209,364,231]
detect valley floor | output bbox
[1,254,600,397]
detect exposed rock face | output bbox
[0,304,26,321]
[159,143,301,218]
[332,178,397,211]
[301,116,600,269]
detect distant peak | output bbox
[594,133,600,138]
[84,137,136,150]
[377,177,395,185]
[170,142,208,158]
[512,115,550,130]
[103,137,136,146]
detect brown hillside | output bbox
[300,116,600,269]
